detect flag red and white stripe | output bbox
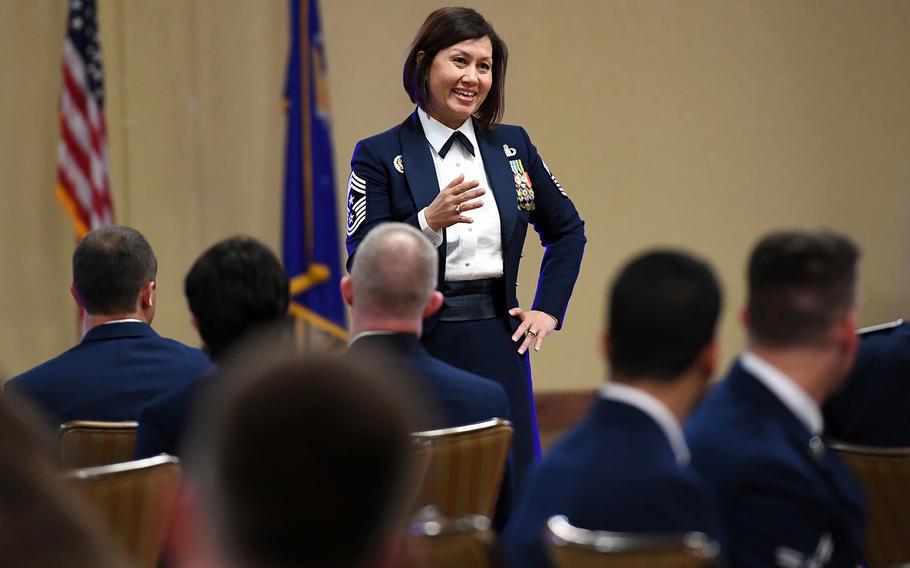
[56,0,114,238]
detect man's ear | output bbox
[416,50,425,65]
[140,280,156,309]
[340,275,354,307]
[739,307,749,330]
[602,331,612,361]
[423,290,444,318]
[190,315,199,331]
[70,283,83,308]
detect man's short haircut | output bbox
[72,226,157,315]
[747,229,860,347]
[608,250,722,381]
[351,223,438,319]
[186,341,417,568]
[184,237,290,360]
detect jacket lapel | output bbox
[476,126,517,247]
[399,112,441,211]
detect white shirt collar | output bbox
[740,351,824,435]
[417,107,477,156]
[599,382,690,466]
[100,318,144,325]
[348,330,396,347]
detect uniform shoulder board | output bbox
[858,319,903,336]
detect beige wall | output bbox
[2,1,909,391]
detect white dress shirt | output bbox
[741,351,824,435]
[416,108,503,281]
[599,382,691,466]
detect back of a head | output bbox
[72,226,157,315]
[184,236,290,360]
[0,394,126,568]
[608,250,722,381]
[351,223,437,320]
[747,229,860,348]
[186,342,417,568]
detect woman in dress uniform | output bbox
[345,7,585,489]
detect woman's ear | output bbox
[416,50,425,65]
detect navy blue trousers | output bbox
[421,315,542,492]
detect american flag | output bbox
[56,0,114,238]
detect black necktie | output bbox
[438,131,475,158]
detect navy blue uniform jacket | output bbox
[134,375,208,459]
[823,320,910,446]
[346,332,511,429]
[344,112,586,332]
[6,322,212,428]
[501,398,723,568]
[686,362,867,568]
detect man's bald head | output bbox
[350,223,438,320]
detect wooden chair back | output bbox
[830,441,910,568]
[66,455,182,568]
[403,506,498,568]
[544,515,721,568]
[59,420,139,469]
[410,418,512,518]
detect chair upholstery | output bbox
[404,506,498,568]
[65,455,182,568]
[830,441,910,568]
[59,420,139,469]
[410,418,512,519]
[544,515,721,568]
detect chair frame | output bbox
[64,453,180,481]
[410,417,512,518]
[828,441,910,458]
[545,515,721,559]
[410,417,512,440]
[58,420,139,469]
[828,440,910,568]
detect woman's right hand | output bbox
[423,174,486,231]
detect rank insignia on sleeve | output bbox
[393,155,404,174]
[509,159,535,212]
[542,159,568,198]
[346,172,367,237]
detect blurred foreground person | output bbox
[502,250,724,568]
[687,229,866,567]
[174,342,420,568]
[6,226,211,428]
[134,236,290,458]
[0,392,127,568]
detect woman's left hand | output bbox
[509,308,558,355]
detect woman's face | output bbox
[424,36,493,129]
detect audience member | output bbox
[174,346,419,568]
[0,391,128,568]
[343,222,510,429]
[686,229,867,567]
[823,318,910,446]
[501,249,724,568]
[6,226,211,428]
[134,236,290,458]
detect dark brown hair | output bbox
[402,7,508,130]
[747,229,860,347]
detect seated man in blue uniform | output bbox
[501,249,724,568]
[343,223,512,526]
[134,236,290,459]
[343,222,510,431]
[823,318,910,446]
[6,226,212,428]
[686,229,867,568]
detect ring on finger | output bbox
[527,329,538,336]
[455,203,462,214]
